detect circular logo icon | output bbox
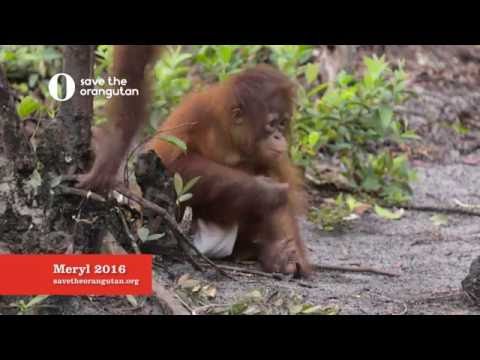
[48,73,75,101]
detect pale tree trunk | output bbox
[317,45,357,83]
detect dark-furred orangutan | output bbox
[147,65,311,276]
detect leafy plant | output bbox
[292,55,418,205]
[149,46,194,131]
[10,295,49,315]
[94,45,114,78]
[308,194,358,231]
[173,173,200,207]
[1,46,62,98]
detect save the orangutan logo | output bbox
[48,73,140,102]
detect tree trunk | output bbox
[58,45,95,175]
[317,45,357,83]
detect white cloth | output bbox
[193,219,238,259]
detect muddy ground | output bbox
[3,45,480,315]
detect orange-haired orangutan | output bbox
[147,65,311,276]
[76,45,159,190]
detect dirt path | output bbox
[153,164,478,315]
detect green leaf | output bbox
[17,96,41,119]
[305,63,319,85]
[379,106,393,129]
[374,205,404,220]
[401,131,421,140]
[157,134,187,153]
[25,295,49,308]
[178,193,193,203]
[218,46,237,64]
[364,55,388,81]
[452,121,470,136]
[307,131,320,147]
[183,176,201,194]
[137,227,150,242]
[2,50,16,61]
[307,83,328,97]
[230,302,249,315]
[300,304,340,315]
[361,175,382,192]
[337,71,355,87]
[173,173,183,197]
[125,295,138,307]
[147,233,166,241]
[346,195,359,212]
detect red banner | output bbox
[0,255,152,295]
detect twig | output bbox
[215,264,285,280]
[453,199,480,210]
[176,237,203,272]
[314,264,400,277]
[210,264,315,288]
[406,290,463,305]
[115,185,233,280]
[174,294,194,315]
[116,208,141,254]
[400,204,480,218]
[57,185,106,203]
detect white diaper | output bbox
[193,219,238,259]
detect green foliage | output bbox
[1,45,63,117]
[268,45,315,77]
[17,95,42,118]
[155,134,187,153]
[149,46,194,130]
[292,55,418,204]
[3,45,417,206]
[10,295,49,315]
[1,46,61,96]
[193,45,265,81]
[174,173,201,207]
[308,194,356,231]
[94,45,113,78]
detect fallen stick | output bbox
[314,264,400,277]
[392,204,480,218]
[208,264,315,288]
[57,185,106,203]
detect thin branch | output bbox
[174,294,194,315]
[210,264,315,288]
[116,208,141,254]
[400,204,480,218]
[57,185,106,203]
[314,264,400,277]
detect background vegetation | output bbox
[0,45,419,228]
